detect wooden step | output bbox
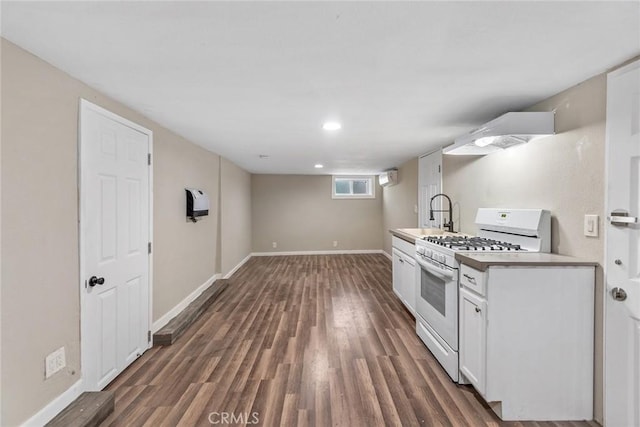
[45,391,114,427]
[153,278,229,346]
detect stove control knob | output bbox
[417,247,425,255]
[426,250,432,258]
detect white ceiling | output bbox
[2,1,639,175]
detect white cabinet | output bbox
[402,254,416,312]
[459,287,486,395]
[458,262,595,421]
[391,237,416,315]
[392,248,404,297]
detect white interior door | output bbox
[80,100,152,391]
[418,150,442,228]
[604,59,640,427]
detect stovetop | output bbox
[422,235,526,252]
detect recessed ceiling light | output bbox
[314,164,324,169]
[322,121,342,131]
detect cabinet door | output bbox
[460,288,487,396]
[392,249,404,300]
[402,255,416,314]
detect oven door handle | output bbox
[415,257,454,280]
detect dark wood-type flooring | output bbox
[102,254,599,427]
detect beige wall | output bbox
[443,74,606,422]
[220,158,252,276]
[0,39,250,425]
[252,175,383,252]
[381,159,419,255]
[2,39,84,426]
[153,132,220,320]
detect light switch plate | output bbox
[584,214,599,237]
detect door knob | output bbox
[611,287,627,301]
[89,276,105,287]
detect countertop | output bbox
[390,228,471,244]
[455,252,598,272]
[389,228,444,244]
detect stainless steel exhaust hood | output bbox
[443,112,555,155]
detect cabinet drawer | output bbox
[460,264,486,296]
[392,236,415,256]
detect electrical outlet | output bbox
[272,242,277,249]
[333,240,338,247]
[414,204,418,214]
[584,214,599,237]
[45,347,66,379]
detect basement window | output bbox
[332,176,375,199]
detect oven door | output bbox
[414,255,459,350]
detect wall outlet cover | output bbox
[45,346,66,379]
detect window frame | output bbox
[331,175,376,199]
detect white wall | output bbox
[381,159,419,255]
[443,73,606,422]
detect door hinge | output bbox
[148,153,151,165]
[438,165,441,173]
[148,330,151,342]
[148,242,152,254]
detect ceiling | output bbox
[2,1,639,175]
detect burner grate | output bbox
[424,235,525,251]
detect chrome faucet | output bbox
[429,193,455,233]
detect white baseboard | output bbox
[223,253,252,279]
[151,273,221,333]
[21,379,83,427]
[251,249,386,256]
[381,250,392,260]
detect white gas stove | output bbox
[414,208,551,382]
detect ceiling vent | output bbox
[443,112,555,155]
[379,169,398,187]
